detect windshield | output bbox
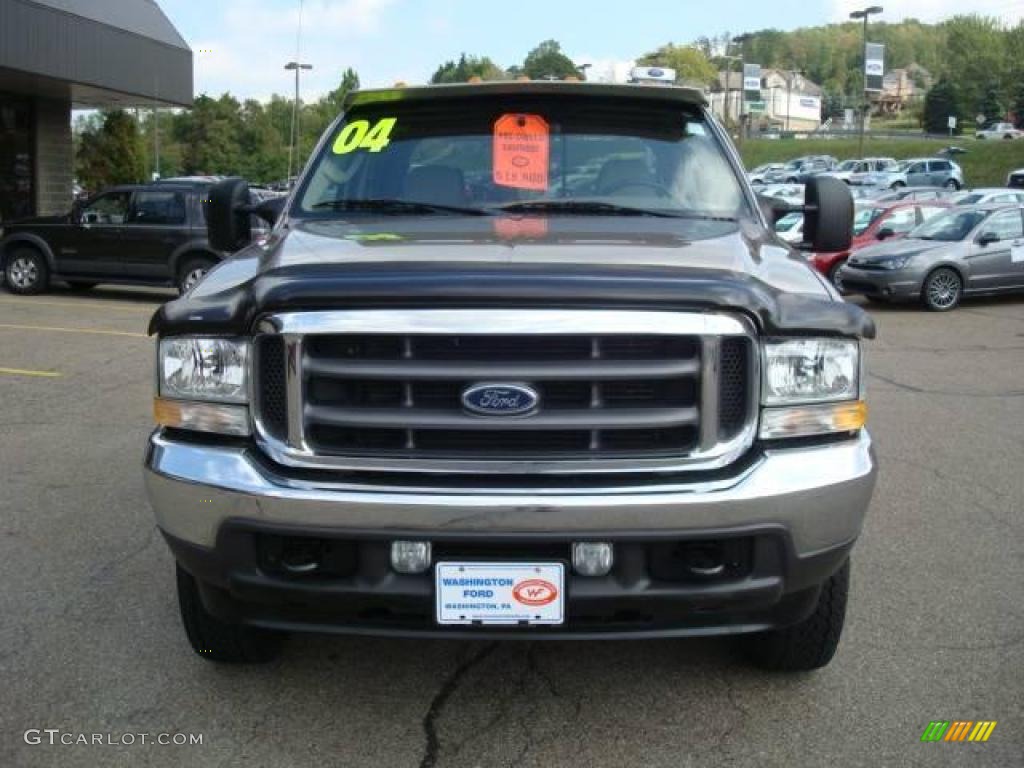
[950,192,983,206]
[853,206,884,235]
[837,160,859,171]
[296,96,748,220]
[908,209,987,241]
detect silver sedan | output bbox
[839,204,1024,310]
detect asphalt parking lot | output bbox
[0,286,1021,768]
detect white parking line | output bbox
[0,366,62,378]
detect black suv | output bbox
[1,181,227,295]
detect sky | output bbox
[157,0,1024,102]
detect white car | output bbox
[757,183,805,207]
[747,163,786,185]
[975,122,1023,140]
[774,211,804,243]
[948,188,1024,206]
[822,158,898,185]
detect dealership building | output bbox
[0,0,192,223]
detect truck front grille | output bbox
[252,310,757,474]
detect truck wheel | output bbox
[176,564,285,663]
[741,560,849,671]
[921,267,961,311]
[177,257,215,294]
[4,246,49,295]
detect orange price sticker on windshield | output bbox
[493,114,549,191]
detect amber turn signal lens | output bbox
[154,397,250,436]
[759,401,867,440]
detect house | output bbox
[878,65,932,115]
[709,68,824,132]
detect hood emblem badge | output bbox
[461,383,540,417]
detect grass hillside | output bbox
[738,137,1024,187]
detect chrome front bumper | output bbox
[144,430,877,557]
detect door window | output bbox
[980,211,1024,241]
[928,161,951,172]
[128,191,186,225]
[81,192,131,224]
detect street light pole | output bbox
[850,5,883,157]
[285,61,312,184]
[721,54,741,129]
[732,34,752,141]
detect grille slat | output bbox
[253,316,754,470]
[305,404,699,431]
[303,357,700,381]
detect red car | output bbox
[811,200,951,288]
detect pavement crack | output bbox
[418,642,497,768]
[869,371,1024,398]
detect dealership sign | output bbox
[865,43,885,92]
[743,63,761,102]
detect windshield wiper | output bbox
[493,200,734,220]
[310,198,489,216]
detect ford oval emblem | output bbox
[461,383,539,416]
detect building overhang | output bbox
[0,0,192,107]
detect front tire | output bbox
[828,259,847,293]
[890,181,905,190]
[741,560,849,671]
[176,564,285,663]
[922,267,962,311]
[943,179,960,191]
[177,257,216,295]
[4,247,49,295]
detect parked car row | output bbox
[749,154,965,192]
[839,204,1024,311]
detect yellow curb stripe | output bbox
[0,323,147,339]
[0,366,62,378]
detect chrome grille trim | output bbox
[252,309,759,475]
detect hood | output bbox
[849,237,956,264]
[151,214,875,339]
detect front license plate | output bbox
[435,562,565,626]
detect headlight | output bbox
[876,255,912,270]
[762,338,859,405]
[159,337,249,403]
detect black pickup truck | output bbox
[145,81,877,671]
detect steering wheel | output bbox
[600,180,673,198]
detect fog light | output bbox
[390,541,432,574]
[572,542,613,577]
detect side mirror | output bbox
[800,176,853,253]
[977,232,1000,246]
[876,227,896,241]
[207,177,252,252]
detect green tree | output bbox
[923,77,963,134]
[75,110,144,193]
[1011,81,1024,128]
[522,40,580,80]
[979,81,1005,123]
[941,15,1007,117]
[431,54,505,84]
[637,43,717,86]
[174,94,243,175]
